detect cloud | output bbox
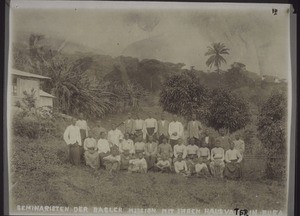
[11,6,290,78]
[123,12,161,33]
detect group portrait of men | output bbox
[63,111,245,180]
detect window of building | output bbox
[12,77,17,96]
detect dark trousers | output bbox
[158,134,168,144]
[146,127,156,142]
[79,129,86,163]
[170,139,178,148]
[69,143,81,165]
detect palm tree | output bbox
[205,42,229,74]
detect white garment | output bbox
[195,163,208,173]
[119,139,135,154]
[186,145,199,155]
[129,158,147,168]
[174,160,188,173]
[103,154,121,162]
[97,138,111,154]
[144,118,158,131]
[63,125,82,146]
[173,144,187,159]
[107,129,123,147]
[211,147,225,161]
[134,119,144,130]
[75,120,88,136]
[168,121,184,140]
[156,160,171,167]
[84,138,97,151]
[225,149,242,163]
[198,147,210,160]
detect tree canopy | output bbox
[160,71,209,121]
[205,42,229,74]
[160,71,251,132]
[207,88,251,133]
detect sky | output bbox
[10,1,291,78]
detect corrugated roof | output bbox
[11,69,51,80]
[39,90,56,98]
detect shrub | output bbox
[160,71,210,122]
[207,88,251,133]
[257,90,287,180]
[12,110,57,139]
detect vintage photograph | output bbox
[7,1,292,215]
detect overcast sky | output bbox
[10,1,291,78]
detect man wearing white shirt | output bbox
[186,138,199,174]
[143,111,158,141]
[119,133,135,155]
[75,113,89,142]
[224,141,243,180]
[97,132,111,167]
[63,118,82,165]
[75,113,89,163]
[210,140,225,178]
[168,114,184,148]
[107,123,123,148]
[173,138,187,162]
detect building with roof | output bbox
[11,68,55,108]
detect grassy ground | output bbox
[9,134,287,213]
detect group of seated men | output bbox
[63,112,245,179]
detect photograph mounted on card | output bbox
[5,1,294,216]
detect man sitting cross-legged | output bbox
[155,153,171,173]
[120,149,134,170]
[210,139,225,178]
[224,141,243,180]
[103,146,121,173]
[195,157,210,178]
[128,152,148,173]
[174,153,189,176]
